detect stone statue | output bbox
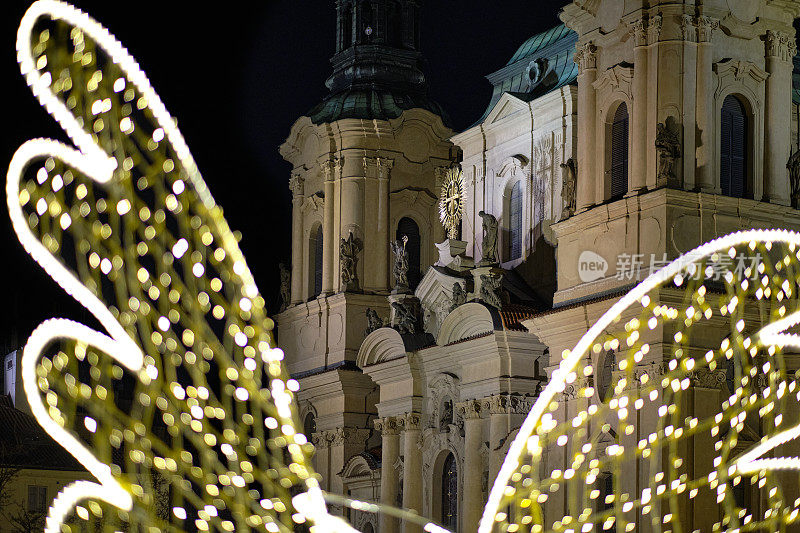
[655,121,681,185]
[278,262,291,312]
[450,283,466,312]
[391,301,417,334]
[560,158,577,218]
[364,308,384,337]
[339,231,362,292]
[478,211,499,265]
[480,274,503,309]
[788,149,800,208]
[391,236,410,292]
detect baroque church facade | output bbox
[276,1,800,532]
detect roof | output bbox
[475,24,579,126]
[507,24,575,66]
[499,304,538,331]
[0,395,86,472]
[308,88,450,126]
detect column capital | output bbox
[680,14,697,43]
[647,13,662,45]
[628,18,648,47]
[690,368,727,390]
[289,173,305,198]
[574,42,597,71]
[766,29,797,62]
[697,16,719,43]
[399,412,422,430]
[456,399,484,420]
[481,394,534,415]
[374,416,401,435]
[321,156,344,182]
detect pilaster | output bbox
[399,412,423,533]
[375,416,402,533]
[764,29,796,205]
[695,16,719,193]
[289,173,305,304]
[575,42,598,212]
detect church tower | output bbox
[277,0,454,512]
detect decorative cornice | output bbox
[313,427,370,448]
[766,30,797,62]
[714,59,770,87]
[574,42,598,71]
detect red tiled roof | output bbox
[499,304,538,331]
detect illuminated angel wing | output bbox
[7,2,352,531]
[481,230,800,533]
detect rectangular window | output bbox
[27,485,48,512]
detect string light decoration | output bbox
[7,2,355,532]
[481,230,800,533]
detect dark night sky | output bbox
[2,0,567,348]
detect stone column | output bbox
[401,412,423,533]
[375,416,401,533]
[575,42,598,212]
[695,16,719,192]
[458,400,484,532]
[289,173,305,305]
[681,15,699,191]
[764,30,795,205]
[629,18,649,193]
[377,158,394,291]
[321,158,340,295]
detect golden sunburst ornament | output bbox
[439,167,464,240]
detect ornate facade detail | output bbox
[592,64,634,102]
[655,120,681,187]
[691,368,727,390]
[560,158,577,218]
[374,416,401,435]
[766,30,797,62]
[450,282,467,312]
[481,394,534,415]
[427,373,461,429]
[278,263,291,312]
[479,273,503,309]
[314,427,371,448]
[696,16,719,43]
[339,231,362,292]
[391,299,420,334]
[628,18,647,47]
[289,173,305,197]
[364,308,387,337]
[680,14,697,42]
[478,211,499,265]
[647,13,662,45]
[456,399,484,420]
[574,41,597,71]
[788,149,800,208]
[321,156,344,181]
[713,60,770,97]
[399,412,423,431]
[376,157,394,180]
[391,238,410,293]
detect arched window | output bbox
[396,217,421,290]
[507,181,523,261]
[598,473,616,532]
[610,103,629,199]
[721,95,748,198]
[441,453,458,530]
[303,413,316,439]
[310,225,323,299]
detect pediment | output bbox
[485,93,528,126]
[300,194,324,215]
